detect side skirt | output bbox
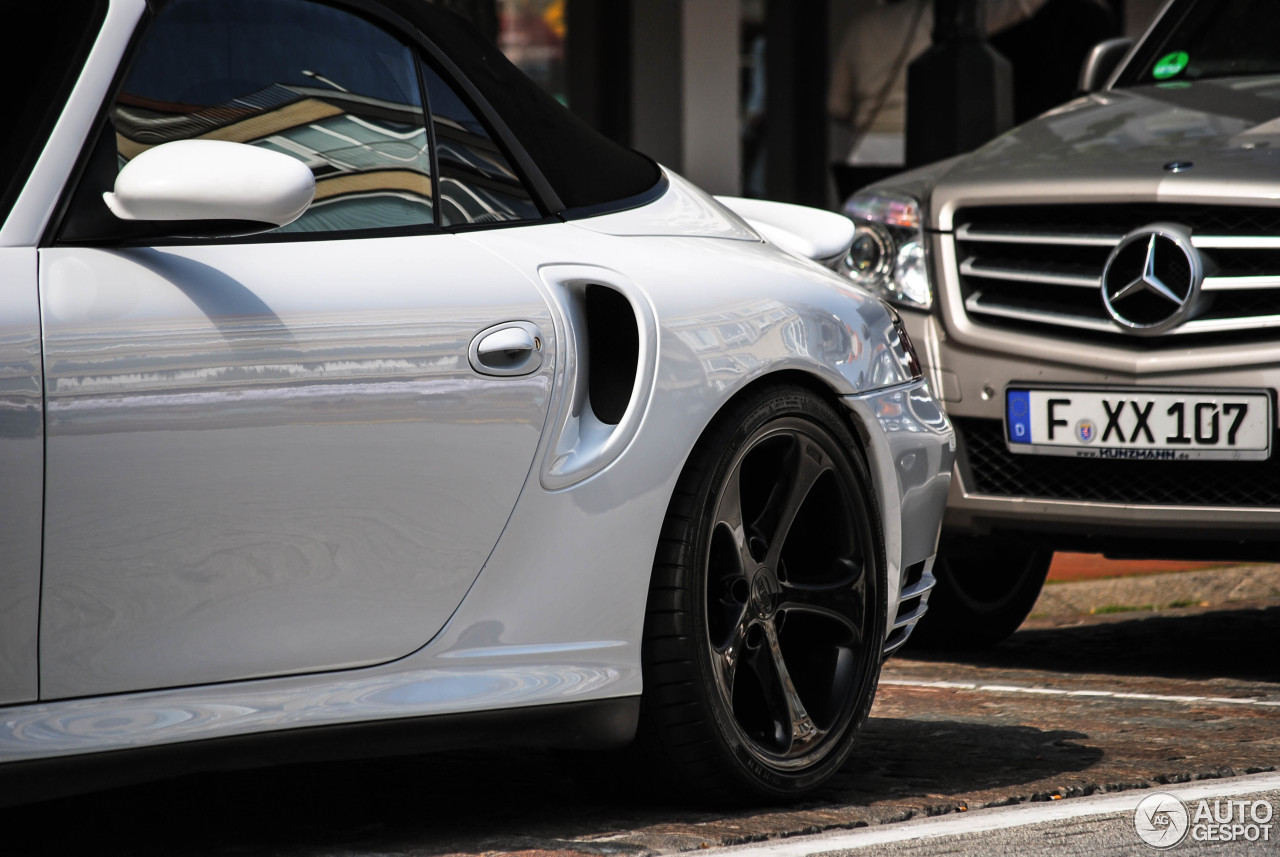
[0,696,639,807]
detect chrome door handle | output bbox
[469,321,544,376]
[477,326,536,356]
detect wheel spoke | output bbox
[715,464,759,574]
[778,557,866,641]
[714,613,752,699]
[759,618,825,756]
[758,440,828,570]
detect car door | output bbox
[0,248,42,707]
[0,0,112,707]
[39,0,555,699]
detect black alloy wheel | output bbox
[640,385,885,799]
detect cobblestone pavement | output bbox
[7,567,1278,857]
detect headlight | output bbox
[839,190,932,311]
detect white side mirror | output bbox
[104,139,315,233]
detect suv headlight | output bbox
[840,191,932,311]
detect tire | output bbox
[639,385,886,800]
[909,536,1052,649]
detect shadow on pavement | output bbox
[904,604,1280,683]
[6,748,648,857]
[4,714,1105,856]
[824,717,1102,801]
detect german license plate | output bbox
[1005,388,1272,461]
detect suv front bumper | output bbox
[902,307,1280,558]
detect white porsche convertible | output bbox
[0,0,952,802]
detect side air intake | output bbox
[538,266,657,490]
[585,284,640,426]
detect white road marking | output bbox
[880,678,1280,707]
[711,772,1280,856]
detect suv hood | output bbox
[929,76,1280,230]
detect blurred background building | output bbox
[446,0,1167,206]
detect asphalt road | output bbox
[5,565,1278,857]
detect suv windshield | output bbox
[1120,0,1280,85]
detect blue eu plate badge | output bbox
[1007,389,1031,444]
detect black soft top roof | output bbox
[381,0,662,217]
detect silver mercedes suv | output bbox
[842,0,1280,645]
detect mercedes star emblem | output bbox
[1101,223,1203,335]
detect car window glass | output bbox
[412,4,659,215]
[421,64,541,226]
[1122,0,1280,84]
[112,0,433,234]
